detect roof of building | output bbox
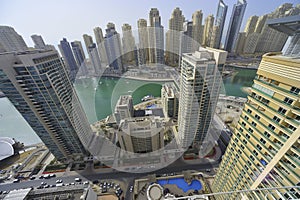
[267,15,300,35]
[0,137,15,161]
[3,188,32,200]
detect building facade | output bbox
[0,26,28,52]
[202,15,215,47]
[93,27,108,64]
[121,24,136,65]
[177,47,227,149]
[114,95,134,125]
[104,23,123,73]
[31,34,47,50]
[0,50,93,160]
[58,38,78,82]
[137,19,149,66]
[165,7,185,67]
[161,83,179,119]
[148,8,164,65]
[191,10,203,51]
[224,0,247,52]
[212,0,228,48]
[118,117,164,153]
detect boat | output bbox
[141,95,154,102]
[128,90,133,93]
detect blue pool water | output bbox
[157,177,202,192]
[146,104,157,109]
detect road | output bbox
[0,158,220,192]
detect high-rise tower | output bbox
[148,8,164,64]
[31,34,47,50]
[202,15,215,47]
[212,0,228,48]
[93,27,108,64]
[177,47,227,149]
[166,7,185,67]
[58,38,78,82]
[104,22,123,73]
[191,11,203,51]
[137,19,149,65]
[0,50,93,160]
[224,0,247,52]
[122,23,136,65]
[212,16,300,199]
[0,26,28,52]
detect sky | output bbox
[0,0,299,49]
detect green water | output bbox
[74,77,164,123]
[75,67,257,123]
[223,68,257,98]
[0,68,257,145]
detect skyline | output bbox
[1,0,297,49]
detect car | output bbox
[29,176,36,180]
[70,182,75,185]
[3,191,9,194]
[129,185,134,193]
[56,183,64,187]
[44,184,50,188]
[205,169,211,172]
[13,179,20,183]
[50,184,56,188]
[39,175,44,179]
[56,179,63,183]
[49,174,56,178]
[75,178,81,182]
[92,180,99,184]
[41,182,47,185]
[37,186,43,189]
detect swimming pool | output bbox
[157,177,202,193]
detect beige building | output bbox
[165,7,185,67]
[244,15,259,36]
[202,15,214,47]
[83,34,94,53]
[191,10,203,51]
[93,27,108,64]
[114,95,134,125]
[137,19,149,65]
[121,23,136,64]
[234,32,246,55]
[212,52,300,199]
[117,117,164,153]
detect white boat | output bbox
[141,95,154,102]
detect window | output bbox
[253,150,258,156]
[254,114,261,120]
[273,116,281,123]
[242,121,246,127]
[260,138,266,144]
[247,109,252,114]
[288,124,296,131]
[256,144,262,150]
[268,124,275,131]
[278,107,287,115]
[246,134,250,139]
[283,97,293,105]
[290,86,300,95]
[251,121,257,127]
[248,127,253,133]
[264,131,271,138]
[244,115,249,120]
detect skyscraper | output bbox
[234,32,246,54]
[31,34,46,50]
[213,0,228,48]
[177,47,227,149]
[93,27,108,64]
[83,34,94,54]
[202,15,215,47]
[0,26,28,52]
[71,41,88,76]
[244,15,259,36]
[104,22,123,73]
[88,43,102,74]
[121,23,136,65]
[0,50,93,160]
[165,7,185,67]
[180,21,193,54]
[148,8,164,64]
[212,17,300,199]
[191,10,203,51]
[224,0,247,52]
[137,19,149,66]
[59,38,78,82]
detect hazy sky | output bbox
[1,0,298,49]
